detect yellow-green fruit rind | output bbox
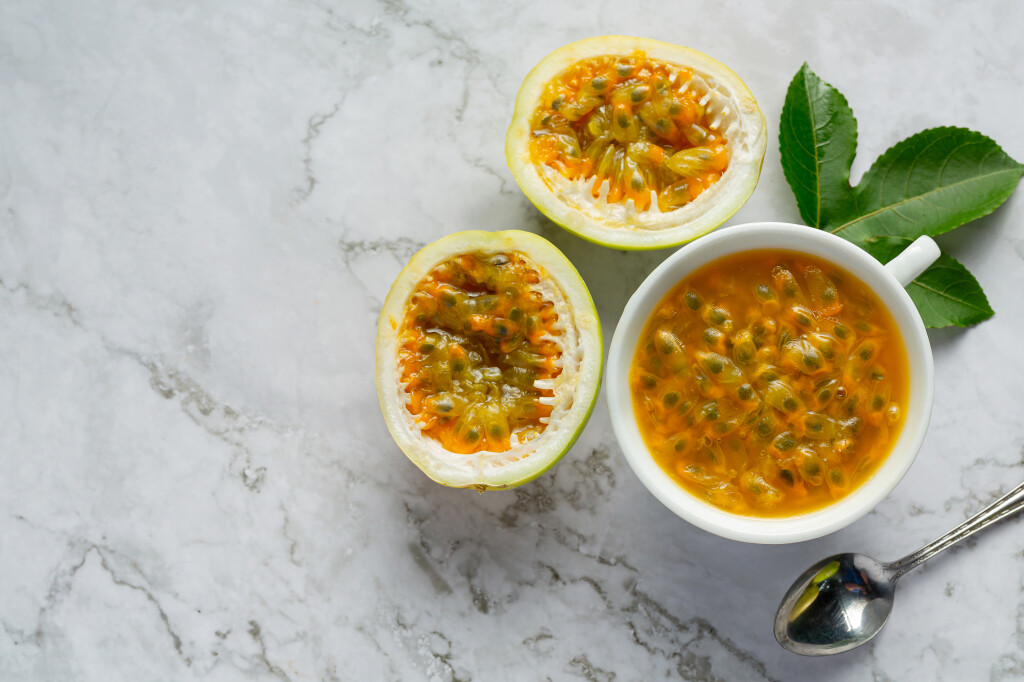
[375,230,603,490]
[506,36,767,250]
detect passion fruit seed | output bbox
[527,51,731,213]
[398,251,563,454]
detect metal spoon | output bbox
[774,480,1024,655]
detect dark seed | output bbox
[738,384,754,401]
[663,391,680,407]
[685,291,701,310]
[774,433,796,451]
[703,328,722,345]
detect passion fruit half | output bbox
[376,230,602,490]
[506,36,767,250]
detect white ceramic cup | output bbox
[607,222,940,544]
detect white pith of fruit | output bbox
[375,230,602,490]
[506,36,767,250]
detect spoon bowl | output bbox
[774,553,895,655]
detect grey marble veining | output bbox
[2,0,1023,680]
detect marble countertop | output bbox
[3,1,1023,680]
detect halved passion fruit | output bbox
[506,36,767,250]
[375,230,602,490]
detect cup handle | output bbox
[883,236,941,287]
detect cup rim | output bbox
[607,222,935,544]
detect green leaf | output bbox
[907,255,995,328]
[779,63,858,228]
[779,64,1022,327]
[860,236,994,328]
[831,127,1024,248]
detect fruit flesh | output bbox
[630,250,908,517]
[398,251,564,454]
[529,50,730,213]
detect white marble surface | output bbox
[2,1,1023,680]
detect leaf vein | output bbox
[830,168,1023,234]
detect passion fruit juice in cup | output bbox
[607,223,939,543]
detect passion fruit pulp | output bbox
[376,230,602,490]
[506,36,767,250]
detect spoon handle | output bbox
[887,480,1024,580]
